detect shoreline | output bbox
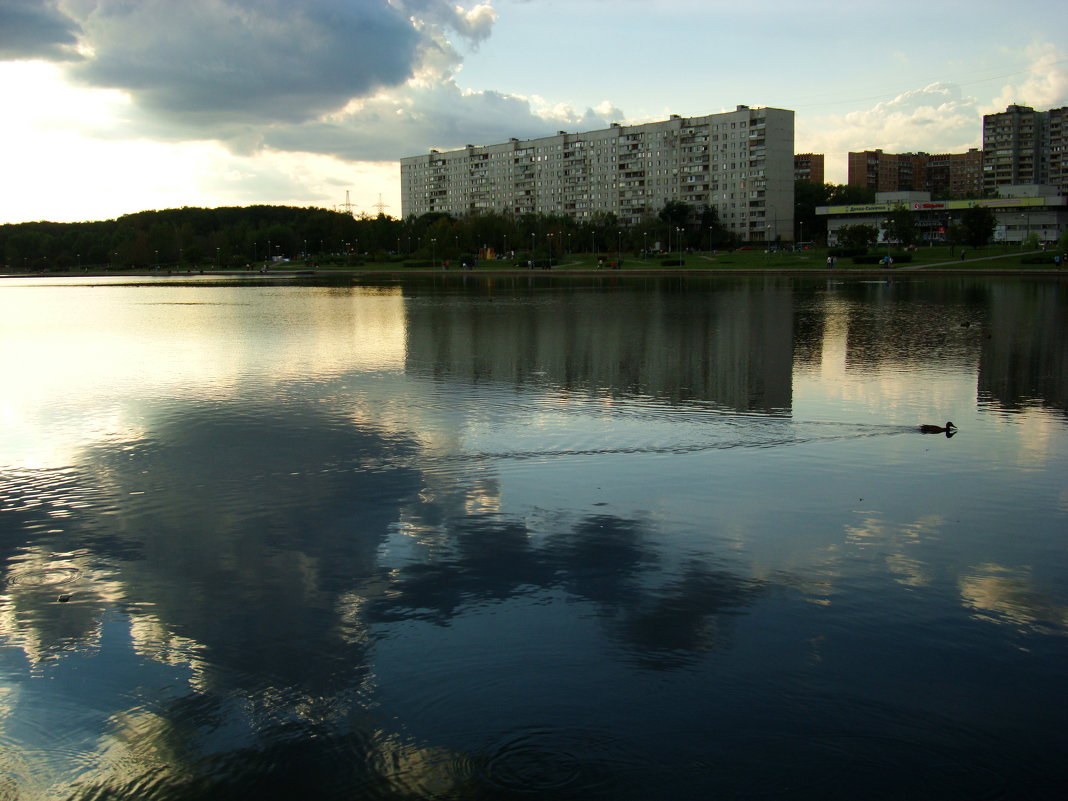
[4,267,1068,279]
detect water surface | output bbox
[1,274,1066,799]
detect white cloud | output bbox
[983,42,1068,113]
[800,44,1068,183]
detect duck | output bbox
[919,422,957,435]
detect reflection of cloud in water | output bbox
[959,563,1068,636]
[0,283,407,470]
[367,512,765,668]
[0,545,125,664]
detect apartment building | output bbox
[794,153,825,184]
[1050,106,1068,195]
[847,149,982,197]
[983,104,1046,193]
[401,106,795,241]
[983,104,1068,196]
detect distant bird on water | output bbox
[919,422,957,436]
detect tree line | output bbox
[1,201,748,271]
[1,183,905,271]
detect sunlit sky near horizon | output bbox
[1,0,1066,224]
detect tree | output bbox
[828,184,876,205]
[835,224,878,250]
[699,204,731,250]
[884,204,917,247]
[946,222,964,256]
[658,200,690,228]
[960,206,996,249]
[794,180,831,244]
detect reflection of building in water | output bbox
[404,282,794,413]
[978,282,1068,414]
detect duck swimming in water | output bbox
[919,422,957,435]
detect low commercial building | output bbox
[818,186,1067,246]
[401,106,795,241]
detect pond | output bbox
[1,274,1066,800]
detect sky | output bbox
[1,0,1066,224]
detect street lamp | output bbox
[431,238,437,269]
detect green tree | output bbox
[884,204,917,247]
[794,180,831,245]
[835,224,878,250]
[828,184,876,205]
[960,206,996,249]
[658,200,690,228]
[946,222,965,256]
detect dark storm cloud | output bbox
[0,0,82,60]
[61,0,425,123]
[1,0,615,165]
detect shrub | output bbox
[660,258,686,267]
[1021,254,1056,264]
[829,247,867,258]
[403,261,433,269]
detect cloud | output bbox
[983,42,1068,114]
[0,0,82,61]
[818,82,981,154]
[0,1,621,170]
[800,44,1068,182]
[4,2,497,126]
[797,82,983,182]
[263,80,624,162]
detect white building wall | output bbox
[401,107,795,240]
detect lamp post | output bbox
[548,232,553,267]
[431,238,437,269]
[676,227,684,263]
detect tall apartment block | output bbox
[847,149,982,197]
[401,106,795,241]
[794,153,824,184]
[983,104,1068,196]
